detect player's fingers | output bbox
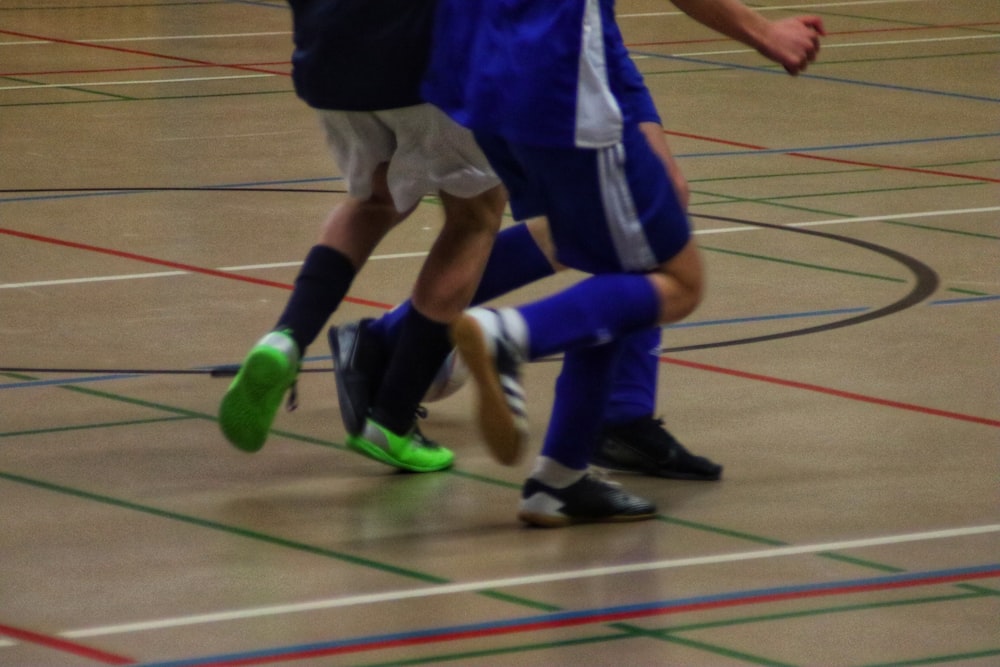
[804,16,826,36]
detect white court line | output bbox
[61,523,1000,639]
[654,33,1000,59]
[694,205,1000,234]
[621,0,950,17]
[2,207,995,290]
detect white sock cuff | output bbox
[529,456,586,489]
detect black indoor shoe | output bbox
[517,471,657,528]
[328,319,387,436]
[592,416,723,481]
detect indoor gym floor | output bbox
[0,1,998,665]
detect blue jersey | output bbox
[423,0,659,149]
[288,0,437,111]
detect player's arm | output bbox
[668,0,824,74]
[617,43,691,209]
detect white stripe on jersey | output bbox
[574,0,623,148]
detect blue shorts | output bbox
[473,123,690,274]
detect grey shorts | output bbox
[317,104,500,211]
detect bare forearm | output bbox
[668,0,825,74]
[669,0,770,50]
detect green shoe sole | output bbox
[219,338,297,453]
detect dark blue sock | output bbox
[540,341,623,469]
[368,223,553,345]
[518,274,660,359]
[603,327,661,424]
[371,308,452,434]
[275,245,355,354]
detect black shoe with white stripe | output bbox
[517,470,657,528]
[449,308,527,466]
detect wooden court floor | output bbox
[1,1,998,665]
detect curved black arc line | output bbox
[660,213,940,353]
[1,211,939,375]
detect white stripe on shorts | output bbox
[597,143,656,271]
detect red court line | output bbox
[664,129,1000,184]
[0,29,288,77]
[2,225,995,426]
[786,150,1000,184]
[0,622,133,665]
[662,356,1000,428]
[628,21,1000,48]
[0,226,392,311]
[0,62,290,78]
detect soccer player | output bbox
[218,0,506,472]
[422,0,824,526]
[333,129,723,482]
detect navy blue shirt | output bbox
[288,0,437,111]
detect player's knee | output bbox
[648,270,703,324]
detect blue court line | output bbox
[2,296,995,392]
[666,306,868,329]
[136,563,1000,667]
[0,177,339,204]
[638,51,1000,104]
[929,294,1000,306]
[0,353,325,391]
[0,129,994,205]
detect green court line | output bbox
[357,633,634,667]
[658,515,786,546]
[0,414,194,438]
[954,583,1000,595]
[3,10,992,667]
[349,586,997,667]
[700,245,909,282]
[862,649,1000,667]
[0,467,792,666]
[658,634,796,667]
[918,158,1000,168]
[0,469,449,583]
[656,590,990,635]
[689,166,879,183]
[4,173,993,665]
[642,50,1000,79]
[6,377,990,665]
[696,181,980,207]
[799,50,1000,69]
[690,189,924,218]
[1,76,137,101]
[693,191,1000,247]
[816,551,906,573]
[880,218,1000,240]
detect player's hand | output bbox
[760,16,825,75]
